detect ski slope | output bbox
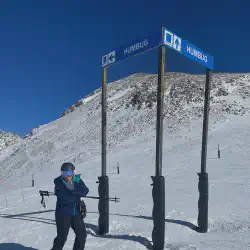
[0,72,250,249]
[0,113,250,250]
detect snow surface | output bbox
[0,73,250,249]
[0,132,21,152]
[82,92,100,104]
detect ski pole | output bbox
[39,190,120,208]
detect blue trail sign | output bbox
[102,27,214,70]
[162,27,214,69]
[102,32,162,68]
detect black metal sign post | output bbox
[151,44,166,250]
[197,68,212,233]
[97,66,109,235]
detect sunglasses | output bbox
[63,170,74,176]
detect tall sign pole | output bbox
[102,67,107,177]
[97,66,109,235]
[155,46,165,177]
[197,68,212,232]
[151,42,166,250]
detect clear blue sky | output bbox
[0,0,249,136]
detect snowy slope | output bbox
[0,131,21,152]
[0,72,249,249]
[1,72,250,182]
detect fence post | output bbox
[218,144,220,159]
[117,163,120,175]
[32,174,35,187]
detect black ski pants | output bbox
[51,213,87,250]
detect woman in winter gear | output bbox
[51,162,89,250]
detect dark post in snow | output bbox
[151,44,166,250]
[97,66,109,235]
[197,68,212,233]
[218,144,220,159]
[117,163,120,174]
[32,173,35,187]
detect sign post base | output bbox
[151,176,165,250]
[197,172,208,233]
[97,176,109,235]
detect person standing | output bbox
[51,162,89,250]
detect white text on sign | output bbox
[186,45,208,63]
[124,39,149,56]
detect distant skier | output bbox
[51,162,89,250]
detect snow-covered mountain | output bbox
[62,72,250,125]
[0,131,21,152]
[1,72,250,180]
[59,72,250,148]
[0,72,250,249]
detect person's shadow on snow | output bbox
[85,223,153,249]
[0,243,38,250]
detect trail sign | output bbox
[163,28,182,52]
[182,40,214,70]
[163,27,214,69]
[102,27,214,70]
[102,32,162,68]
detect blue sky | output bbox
[0,0,249,136]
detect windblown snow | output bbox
[0,72,250,249]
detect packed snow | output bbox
[0,72,250,249]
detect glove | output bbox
[80,199,87,219]
[73,174,81,183]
